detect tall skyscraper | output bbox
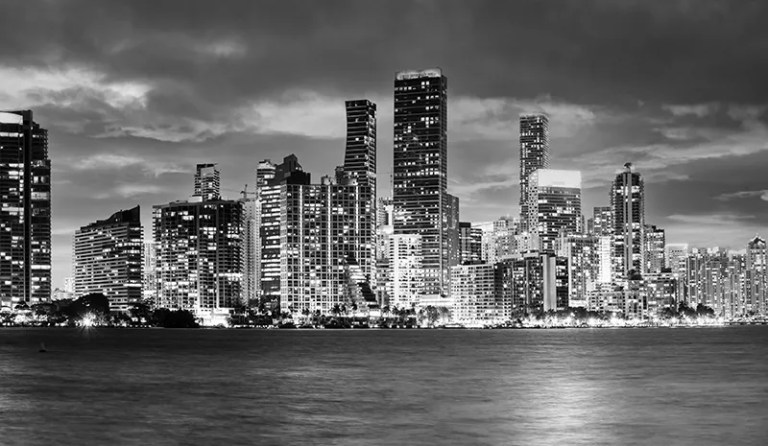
[393,68,450,297]
[611,163,645,279]
[258,155,309,307]
[525,169,582,252]
[344,100,377,194]
[240,187,258,305]
[746,236,767,315]
[154,167,243,316]
[0,110,51,307]
[73,206,143,311]
[519,114,549,231]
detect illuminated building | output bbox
[393,68,452,297]
[240,188,258,305]
[278,176,376,314]
[142,241,157,303]
[590,206,613,236]
[259,155,309,307]
[526,169,582,252]
[723,254,746,319]
[388,234,422,308]
[497,252,568,314]
[458,222,483,264]
[644,225,666,274]
[611,163,645,279]
[746,236,767,315]
[519,114,549,231]
[0,110,51,308]
[556,234,599,308]
[154,166,244,313]
[73,206,143,311]
[260,100,378,315]
[451,263,506,326]
[254,159,277,306]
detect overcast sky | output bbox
[2,0,768,288]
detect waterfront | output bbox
[1,327,767,445]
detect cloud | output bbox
[450,96,597,141]
[662,103,720,118]
[667,213,756,226]
[715,190,768,202]
[69,153,186,177]
[94,184,166,200]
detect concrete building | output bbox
[451,263,506,326]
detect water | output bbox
[1,327,767,445]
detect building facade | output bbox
[393,68,450,297]
[611,164,645,279]
[519,114,549,231]
[154,166,244,314]
[0,110,51,308]
[73,206,143,311]
[526,169,582,252]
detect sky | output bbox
[2,0,768,288]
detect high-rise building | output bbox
[279,175,376,314]
[259,155,309,307]
[519,114,549,231]
[254,159,277,306]
[746,236,767,315]
[344,100,377,195]
[498,252,568,314]
[611,163,645,279]
[154,168,243,315]
[393,68,450,297]
[73,206,143,311]
[388,234,423,309]
[458,222,483,264]
[556,234,600,308]
[142,241,158,303]
[0,110,51,308]
[526,169,582,252]
[240,187,258,305]
[451,263,506,326]
[194,163,220,201]
[644,225,666,274]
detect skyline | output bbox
[2,1,768,289]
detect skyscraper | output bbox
[0,110,51,307]
[344,100,377,194]
[154,167,243,317]
[611,163,645,279]
[746,236,767,315]
[73,206,143,311]
[525,169,582,252]
[591,206,613,237]
[258,155,309,307]
[519,114,549,231]
[393,68,450,297]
